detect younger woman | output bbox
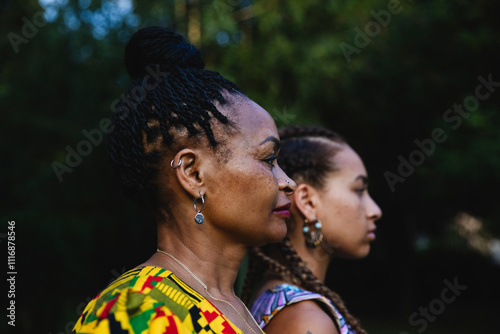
[245,126,382,334]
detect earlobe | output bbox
[293,184,318,220]
[172,149,205,198]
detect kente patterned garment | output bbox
[74,266,243,334]
[250,283,355,334]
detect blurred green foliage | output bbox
[2,0,499,333]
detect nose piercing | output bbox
[286,180,290,184]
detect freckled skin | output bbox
[201,96,295,246]
[313,146,382,258]
[143,94,296,334]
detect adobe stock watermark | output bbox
[311,241,342,263]
[384,73,499,192]
[270,106,296,127]
[7,10,47,54]
[213,0,253,22]
[49,267,127,334]
[399,277,467,334]
[289,241,341,285]
[339,0,407,64]
[51,65,170,183]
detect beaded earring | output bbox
[303,218,323,248]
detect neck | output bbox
[288,217,332,283]
[144,218,247,299]
[291,240,331,283]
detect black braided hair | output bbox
[243,126,367,333]
[277,125,346,190]
[109,26,244,208]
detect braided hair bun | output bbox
[124,26,204,79]
[109,26,242,207]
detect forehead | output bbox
[218,94,278,148]
[330,146,366,177]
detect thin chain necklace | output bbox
[156,249,264,334]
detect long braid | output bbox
[243,125,367,333]
[278,237,366,334]
[241,247,299,304]
[109,27,244,208]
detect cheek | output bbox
[332,194,364,219]
[320,194,363,235]
[251,172,278,217]
[219,163,277,214]
[324,193,351,219]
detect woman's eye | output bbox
[264,155,277,167]
[356,187,366,196]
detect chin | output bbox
[354,246,371,259]
[337,246,371,259]
[254,220,287,246]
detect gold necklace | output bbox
[156,249,264,334]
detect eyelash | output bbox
[356,187,367,196]
[264,155,278,167]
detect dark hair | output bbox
[242,126,366,334]
[277,125,346,189]
[109,26,243,207]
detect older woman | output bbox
[74,26,296,334]
[244,126,382,334]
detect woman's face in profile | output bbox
[315,146,382,258]
[202,96,294,246]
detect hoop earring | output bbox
[303,218,323,248]
[170,159,182,169]
[193,193,205,224]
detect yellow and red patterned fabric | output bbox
[74,266,243,334]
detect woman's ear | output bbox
[293,184,319,220]
[172,149,206,197]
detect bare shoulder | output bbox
[264,300,340,334]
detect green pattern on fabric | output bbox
[129,305,158,333]
[147,279,191,320]
[74,267,243,334]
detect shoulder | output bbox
[265,300,339,334]
[251,284,341,333]
[74,267,173,332]
[74,266,243,334]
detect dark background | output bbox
[2,0,499,333]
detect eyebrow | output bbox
[355,175,368,185]
[260,136,280,151]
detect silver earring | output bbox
[193,193,205,224]
[170,159,182,169]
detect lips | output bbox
[367,226,377,240]
[273,203,291,218]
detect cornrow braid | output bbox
[243,125,366,333]
[277,125,346,190]
[108,26,244,207]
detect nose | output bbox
[366,194,382,221]
[276,164,296,196]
